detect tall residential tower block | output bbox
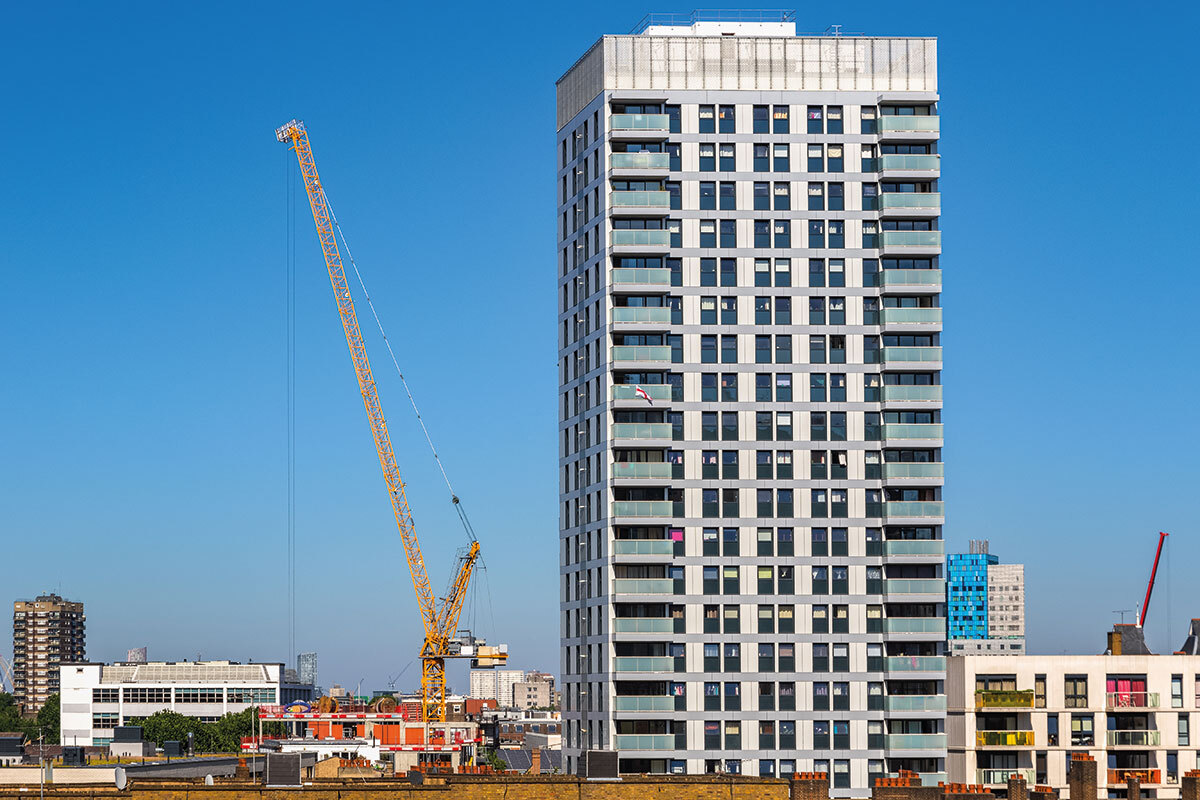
[557,13,946,790]
[12,594,86,713]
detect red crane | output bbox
[1138,531,1169,628]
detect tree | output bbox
[36,693,60,744]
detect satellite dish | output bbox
[114,766,127,791]
[204,775,214,786]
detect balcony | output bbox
[886,656,945,673]
[975,690,1035,709]
[611,422,672,440]
[609,114,670,132]
[883,462,945,480]
[888,345,940,367]
[882,230,941,249]
[977,730,1035,747]
[612,384,672,403]
[885,579,944,596]
[612,618,673,634]
[886,733,946,750]
[613,734,675,750]
[611,462,673,480]
[881,269,942,291]
[880,192,941,211]
[883,423,944,441]
[885,501,945,519]
[978,769,1035,785]
[611,266,671,286]
[612,307,671,324]
[613,696,675,712]
[1106,692,1160,709]
[612,538,674,555]
[611,578,674,595]
[884,539,944,557]
[885,617,947,635]
[882,385,942,403]
[879,154,941,172]
[612,656,674,673]
[611,230,670,248]
[611,345,671,363]
[881,307,942,326]
[1108,730,1161,747]
[1108,770,1160,786]
[610,191,671,212]
[885,695,947,713]
[611,501,674,518]
[611,152,670,170]
[878,116,940,134]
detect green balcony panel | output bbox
[611,578,674,594]
[883,462,945,480]
[613,696,675,712]
[878,116,940,133]
[611,190,670,208]
[611,501,674,518]
[614,266,672,284]
[611,345,671,362]
[885,695,948,712]
[611,230,671,247]
[881,269,942,288]
[883,346,943,363]
[612,538,674,555]
[612,384,673,402]
[612,462,673,480]
[880,192,941,210]
[612,656,674,672]
[611,422,672,440]
[881,307,942,325]
[975,689,1035,709]
[613,734,675,750]
[885,501,945,519]
[1108,730,1161,746]
[884,539,945,556]
[882,385,943,403]
[612,307,672,324]
[611,152,670,169]
[885,579,944,595]
[886,733,947,750]
[609,114,670,131]
[612,618,673,634]
[882,230,941,248]
[883,423,944,440]
[978,769,1035,785]
[885,656,946,672]
[879,154,941,171]
[885,618,947,635]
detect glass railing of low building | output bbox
[609,114,670,132]
[976,730,1035,747]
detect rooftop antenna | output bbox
[1113,610,1133,624]
[825,24,843,36]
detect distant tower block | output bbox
[126,647,147,664]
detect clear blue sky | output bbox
[2,0,1197,693]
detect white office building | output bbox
[469,668,526,707]
[60,660,283,746]
[556,11,946,789]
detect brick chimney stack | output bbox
[1068,753,1098,800]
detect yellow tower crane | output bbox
[276,119,506,723]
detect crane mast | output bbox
[276,119,491,722]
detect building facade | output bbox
[514,674,556,709]
[12,594,86,713]
[557,13,946,789]
[298,652,318,687]
[948,639,1200,797]
[60,660,283,746]
[947,543,1025,655]
[469,669,526,707]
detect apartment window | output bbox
[830,373,846,401]
[812,605,829,634]
[724,643,740,672]
[812,566,828,594]
[774,220,790,248]
[667,141,681,170]
[1180,714,1190,746]
[776,374,792,401]
[754,182,770,211]
[775,258,791,287]
[828,221,845,248]
[829,259,845,287]
[831,684,849,712]
[718,105,735,133]
[700,258,716,287]
[721,335,737,363]
[808,220,825,249]
[828,182,844,211]
[719,220,736,249]
[1065,676,1088,708]
[1173,675,1184,708]
[699,105,715,133]
[699,143,715,172]
[809,258,825,287]
[861,106,877,134]
[755,373,772,402]
[722,486,739,515]
[810,336,827,365]
[773,105,789,133]
[721,411,738,441]
[722,526,739,554]
[808,183,824,210]
[723,606,740,636]
[775,335,792,364]
[773,143,789,172]
[1070,714,1094,746]
[827,106,843,134]
[827,145,843,172]
[719,143,735,171]
[774,182,790,210]
[778,604,795,634]
[776,412,792,440]
[719,182,736,210]
[703,565,719,592]
[807,144,823,172]
[756,411,772,440]
[700,220,716,248]
[754,258,771,287]
[699,181,716,210]
[754,144,769,171]
[832,643,849,671]
[753,105,769,133]
[807,105,823,134]
[92,688,119,704]
[754,220,771,249]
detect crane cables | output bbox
[323,198,478,545]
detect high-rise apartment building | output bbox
[947,542,1025,654]
[557,12,945,789]
[470,668,526,707]
[298,651,318,687]
[12,593,86,713]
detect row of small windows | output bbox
[93,687,276,704]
